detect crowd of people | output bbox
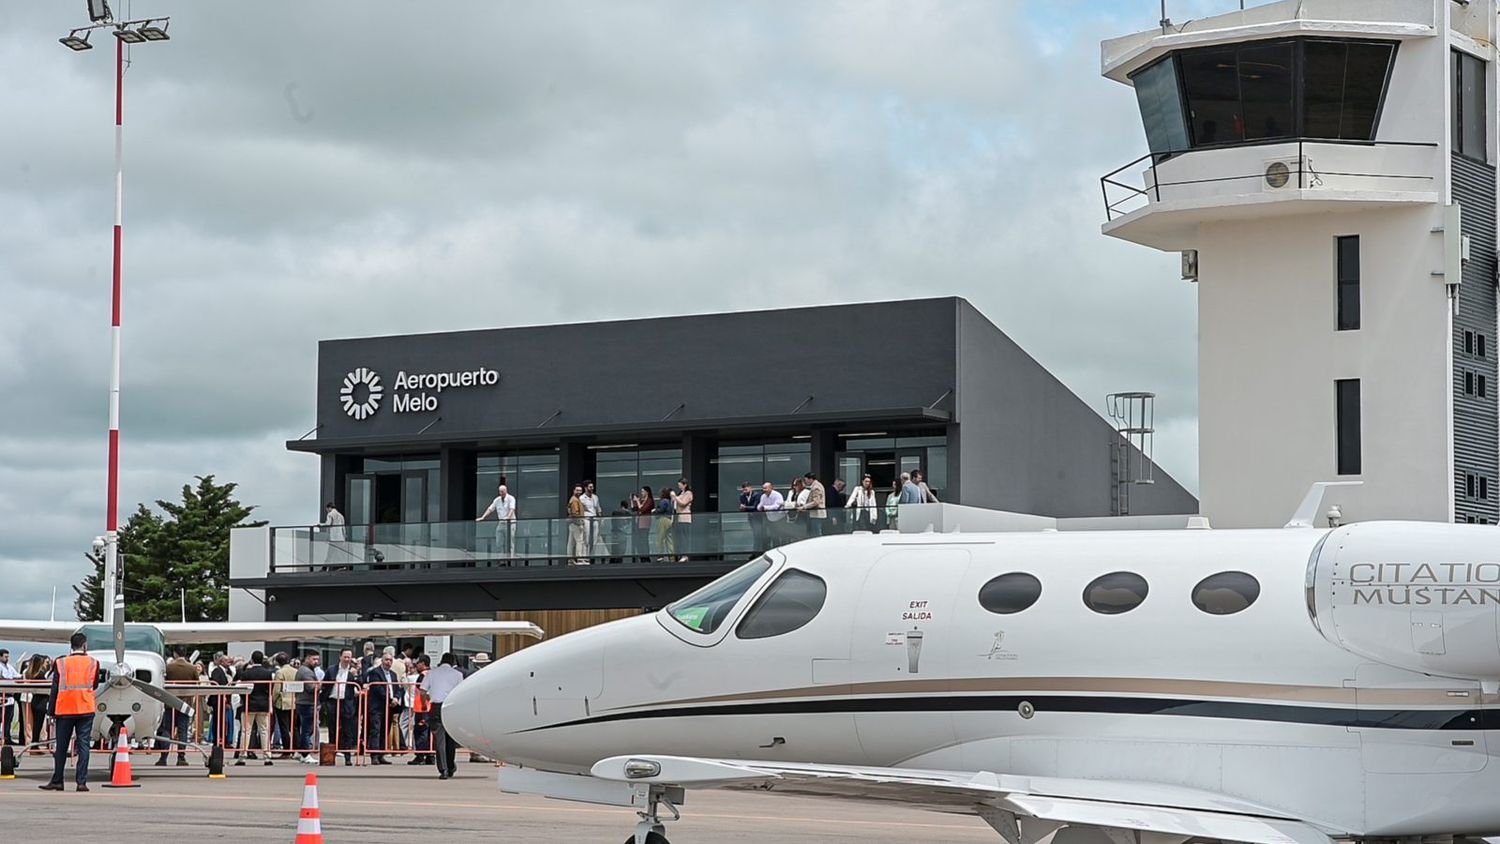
[469,468,940,564]
[0,640,488,786]
[736,469,939,550]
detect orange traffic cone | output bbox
[102,727,141,788]
[295,772,324,843]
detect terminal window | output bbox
[1336,235,1360,331]
[1335,379,1361,476]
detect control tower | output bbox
[1100,0,1498,528]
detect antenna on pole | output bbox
[50,587,57,623]
[180,588,187,623]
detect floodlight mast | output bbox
[58,9,171,623]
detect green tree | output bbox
[74,475,266,624]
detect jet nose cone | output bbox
[443,666,496,755]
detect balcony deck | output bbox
[1101,139,1438,251]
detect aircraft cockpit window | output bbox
[735,570,827,640]
[977,573,1042,614]
[1192,571,1261,615]
[1082,572,1149,615]
[667,557,774,634]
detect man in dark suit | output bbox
[363,653,402,765]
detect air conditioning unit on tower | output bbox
[1262,156,1310,192]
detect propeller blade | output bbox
[130,678,194,717]
[112,555,126,667]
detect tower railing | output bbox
[1101,137,1439,222]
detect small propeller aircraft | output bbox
[0,577,543,753]
[441,493,1500,844]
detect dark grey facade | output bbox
[241,298,1195,622]
[294,297,1196,522]
[1453,154,1499,524]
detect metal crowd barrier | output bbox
[2,677,448,765]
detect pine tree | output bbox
[74,475,266,624]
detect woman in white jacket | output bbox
[844,475,880,531]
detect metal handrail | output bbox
[1101,138,1440,221]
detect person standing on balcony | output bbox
[802,472,828,537]
[672,478,694,562]
[319,502,347,568]
[738,481,763,551]
[633,487,655,562]
[757,482,786,547]
[652,488,676,561]
[913,469,940,503]
[846,475,880,532]
[581,480,602,556]
[476,484,517,560]
[566,484,589,565]
[828,478,848,533]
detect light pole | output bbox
[61,2,171,624]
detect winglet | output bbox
[1285,481,1361,529]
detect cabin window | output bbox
[667,557,772,634]
[736,570,827,640]
[978,573,1043,615]
[1191,571,1261,615]
[1082,572,1150,615]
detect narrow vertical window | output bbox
[1336,379,1362,475]
[1481,375,1489,398]
[1481,335,1489,358]
[1482,477,1491,500]
[1466,371,1476,395]
[1336,236,1360,330]
[1455,50,1488,161]
[1466,331,1476,355]
[1468,474,1478,498]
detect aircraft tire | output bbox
[621,833,669,844]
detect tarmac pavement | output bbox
[0,758,995,842]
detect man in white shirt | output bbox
[327,649,361,765]
[0,649,19,746]
[319,502,348,568]
[580,480,602,556]
[476,484,518,559]
[420,653,467,780]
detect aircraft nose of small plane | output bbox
[443,666,497,755]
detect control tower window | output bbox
[1133,38,1397,153]
[1133,57,1189,155]
[1305,41,1395,141]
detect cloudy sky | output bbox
[0,0,1253,628]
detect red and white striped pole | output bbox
[103,35,125,624]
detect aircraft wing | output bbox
[0,621,87,643]
[589,756,1341,844]
[153,620,544,643]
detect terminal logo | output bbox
[336,364,500,422]
[340,367,384,420]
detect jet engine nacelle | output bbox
[1307,521,1500,681]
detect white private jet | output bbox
[443,508,1500,844]
[0,599,543,751]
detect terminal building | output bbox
[1100,0,1499,527]
[228,297,1195,652]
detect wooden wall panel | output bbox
[492,608,644,658]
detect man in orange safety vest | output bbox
[39,632,103,792]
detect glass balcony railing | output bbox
[268,509,892,574]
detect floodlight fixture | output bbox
[87,0,113,23]
[113,26,146,44]
[59,28,95,51]
[137,19,169,41]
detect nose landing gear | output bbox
[624,786,680,844]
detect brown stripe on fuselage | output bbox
[600,677,1482,712]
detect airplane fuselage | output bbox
[446,522,1500,838]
